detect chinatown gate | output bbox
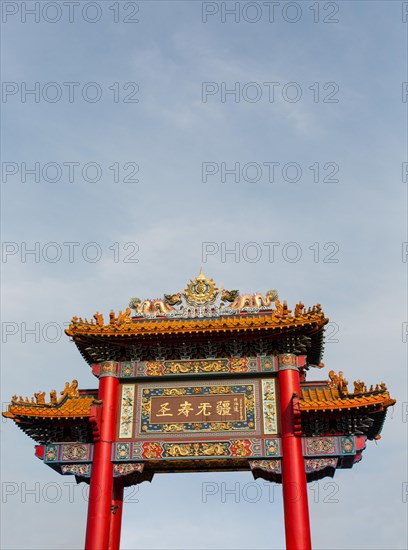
[4,271,395,550]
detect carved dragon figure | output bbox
[163,293,183,306]
[129,297,176,315]
[223,289,278,310]
[220,289,239,305]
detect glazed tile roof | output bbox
[3,393,96,420]
[3,378,395,444]
[3,383,98,444]
[66,307,328,366]
[300,385,395,412]
[65,272,328,365]
[66,307,328,338]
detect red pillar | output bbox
[108,479,124,550]
[277,354,312,550]
[85,370,119,550]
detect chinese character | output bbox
[233,397,239,413]
[196,402,212,416]
[157,402,172,417]
[216,400,232,416]
[178,400,194,417]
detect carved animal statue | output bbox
[129,297,176,315]
[274,299,291,316]
[260,289,279,306]
[228,293,256,309]
[68,380,79,397]
[34,391,46,405]
[353,380,366,394]
[145,299,175,314]
[220,289,240,304]
[60,380,79,398]
[327,370,339,389]
[294,302,305,316]
[338,371,349,393]
[164,293,183,306]
[93,312,104,326]
[117,308,131,324]
[129,297,140,310]
[228,290,278,310]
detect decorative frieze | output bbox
[44,443,93,463]
[305,458,338,473]
[118,384,135,439]
[262,379,278,434]
[37,434,363,484]
[61,464,92,477]
[93,356,298,379]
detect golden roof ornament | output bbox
[67,272,329,347]
[182,268,219,307]
[125,270,280,318]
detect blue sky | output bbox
[1,1,407,549]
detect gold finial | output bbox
[183,270,219,307]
